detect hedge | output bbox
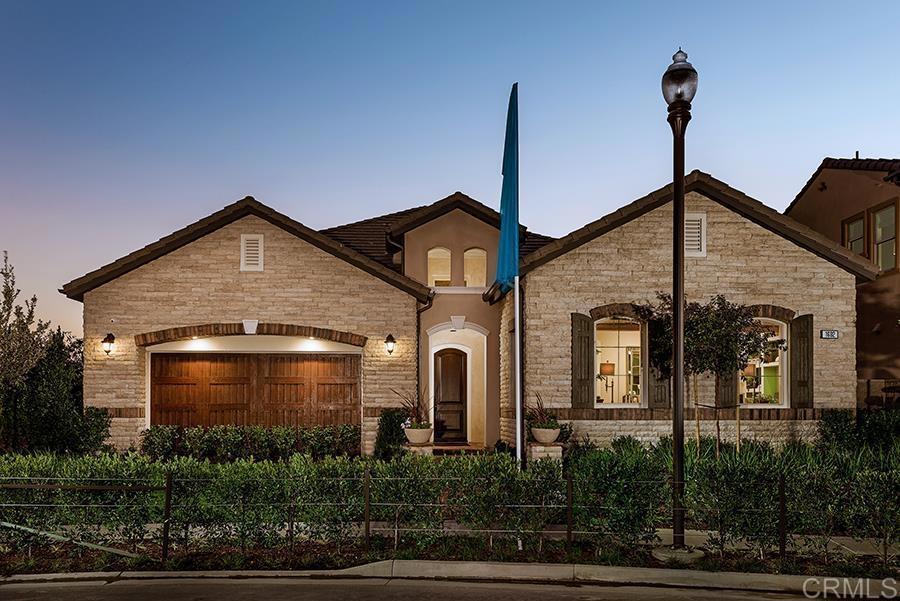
[139,424,361,462]
[1,434,897,565]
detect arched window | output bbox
[594,317,643,405]
[739,318,788,406]
[463,248,487,288]
[427,247,452,287]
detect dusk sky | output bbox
[2,0,898,335]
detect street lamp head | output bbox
[662,48,698,106]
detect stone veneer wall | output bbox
[82,215,418,451]
[516,192,857,445]
[498,292,515,444]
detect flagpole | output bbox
[514,274,523,467]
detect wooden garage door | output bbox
[150,353,361,427]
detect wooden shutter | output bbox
[790,314,814,408]
[571,313,594,408]
[716,371,738,408]
[647,366,671,408]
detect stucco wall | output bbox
[515,191,857,444]
[82,215,418,451]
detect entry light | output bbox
[384,334,396,355]
[101,333,116,355]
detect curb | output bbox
[2,560,894,597]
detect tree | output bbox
[0,252,50,447]
[16,328,109,453]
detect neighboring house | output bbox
[785,157,899,405]
[62,170,876,451]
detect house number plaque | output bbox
[820,329,839,340]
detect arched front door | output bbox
[434,348,467,443]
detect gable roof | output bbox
[785,157,900,215]
[321,191,555,272]
[520,170,879,281]
[60,197,433,303]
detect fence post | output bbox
[566,471,573,547]
[363,466,371,550]
[777,474,787,559]
[288,499,295,553]
[161,472,173,563]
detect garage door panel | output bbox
[151,353,360,428]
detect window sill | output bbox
[740,404,788,410]
[432,287,489,295]
[593,403,645,409]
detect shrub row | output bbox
[139,424,361,462]
[1,434,897,565]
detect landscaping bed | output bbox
[2,538,896,580]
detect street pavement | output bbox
[1,577,807,600]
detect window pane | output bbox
[876,240,897,271]
[595,318,641,405]
[427,248,451,287]
[874,205,896,243]
[849,238,865,255]
[847,218,864,242]
[739,320,785,405]
[463,248,487,287]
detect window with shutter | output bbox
[571,313,594,408]
[789,314,814,408]
[684,212,706,257]
[240,234,264,272]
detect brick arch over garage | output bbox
[748,304,796,323]
[589,303,642,322]
[134,322,368,347]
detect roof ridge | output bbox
[321,205,427,233]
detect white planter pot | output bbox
[404,427,433,445]
[531,427,561,444]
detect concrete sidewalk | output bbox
[2,560,897,598]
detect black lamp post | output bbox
[662,48,697,550]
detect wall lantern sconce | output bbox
[384,334,396,355]
[101,333,116,355]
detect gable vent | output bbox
[240,234,264,271]
[684,213,706,257]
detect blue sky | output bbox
[1,0,898,334]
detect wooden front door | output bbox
[434,348,467,442]
[151,353,360,428]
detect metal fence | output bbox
[0,470,800,563]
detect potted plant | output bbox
[392,388,433,445]
[526,393,561,444]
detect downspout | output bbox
[416,291,435,402]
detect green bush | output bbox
[817,408,900,452]
[570,441,668,548]
[374,408,407,460]
[139,424,360,462]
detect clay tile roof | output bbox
[60,197,433,303]
[785,157,900,215]
[519,170,879,282]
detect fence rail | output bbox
[0,469,806,563]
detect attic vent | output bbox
[684,213,706,257]
[240,234,264,271]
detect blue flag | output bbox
[495,83,519,292]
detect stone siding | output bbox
[83,215,417,451]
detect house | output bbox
[61,171,877,451]
[785,157,899,406]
